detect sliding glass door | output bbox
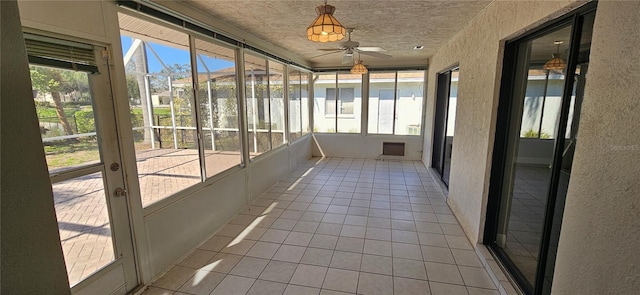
[432,68,458,187]
[485,5,595,295]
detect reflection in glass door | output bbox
[28,39,137,293]
[485,7,595,295]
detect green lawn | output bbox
[44,139,100,169]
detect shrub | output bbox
[74,110,95,134]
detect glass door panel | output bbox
[442,70,458,186]
[488,7,595,294]
[32,64,118,286]
[496,24,572,290]
[29,44,137,292]
[52,172,114,285]
[432,69,458,187]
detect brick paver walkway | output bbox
[53,149,241,286]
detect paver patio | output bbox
[53,148,242,286]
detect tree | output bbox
[60,70,90,102]
[30,66,75,135]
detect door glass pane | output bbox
[497,24,572,288]
[31,65,100,171]
[269,61,285,148]
[119,13,200,207]
[442,69,458,185]
[289,69,302,141]
[301,73,310,135]
[432,72,450,174]
[53,172,115,286]
[395,70,425,135]
[368,72,395,134]
[313,73,337,132]
[194,39,241,178]
[30,65,116,286]
[245,54,269,156]
[337,73,361,133]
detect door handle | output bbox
[113,187,127,197]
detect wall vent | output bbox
[382,142,405,156]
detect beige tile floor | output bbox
[143,157,505,295]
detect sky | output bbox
[121,36,233,74]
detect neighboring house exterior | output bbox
[313,72,425,134]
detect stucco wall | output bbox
[422,0,585,243]
[1,1,71,293]
[552,1,640,293]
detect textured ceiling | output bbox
[178,0,492,69]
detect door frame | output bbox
[28,35,139,294]
[431,65,458,187]
[483,3,597,294]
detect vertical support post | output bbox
[144,75,156,148]
[189,34,207,180]
[251,68,258,154]
[361,72,370,136]
[236,49,248,167]
[266,61,272,150]
[198,53,216,151]
[392,72,398,134]
[298,72,303,136]
[283,66,290,145]
[168,76,178,149]
[310,73,317,134]
[335,73,338,132]
[207,80,215,150]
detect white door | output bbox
[29,43,137,294]
[377,89,395,133]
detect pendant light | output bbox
[543,41,567,71]
[350,51,367,75]
[350,58,368,75]
[307,0,346,43]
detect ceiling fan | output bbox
[312,28,392,64]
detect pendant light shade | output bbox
[350,60,368,75]
[307,1,346,42]
[543,54,567,70]
[544,41,566,71]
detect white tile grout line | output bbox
[424,162,522,294]
[145,158,505,294]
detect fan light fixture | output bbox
[351,60,368,75]
[544,41,567,71]
[307,0,346,43]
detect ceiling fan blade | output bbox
[311,51,342,59]
[358,50,392,59]
[317,49,344,52]
[357,46,387,52]
[342,54,353,65]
